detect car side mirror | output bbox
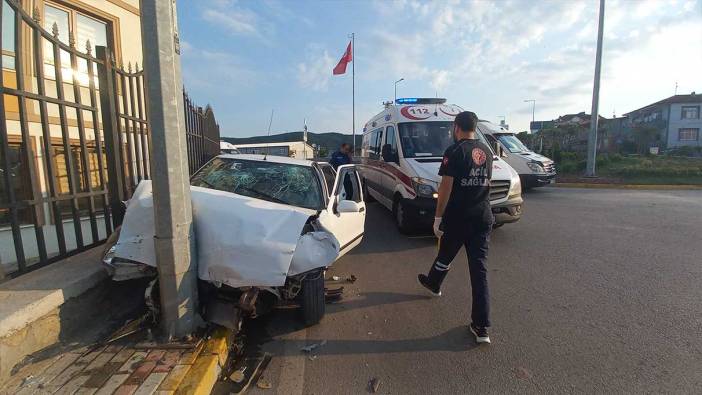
[337,199,362,213]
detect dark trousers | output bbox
[426,222,491,327]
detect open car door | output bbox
[317,164,366,256]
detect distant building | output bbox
[232,141,315,159]
[530,120,554,133]
[624,93,701,148]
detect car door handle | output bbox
[359,207,365,212]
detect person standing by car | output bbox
[417,111,494,344]
[329,143,352,170]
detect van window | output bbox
[382,126,399,163]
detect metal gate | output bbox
[0,1,219,279]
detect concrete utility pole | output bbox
[586,0,605,177]
[141,0,199,339]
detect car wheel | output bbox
[300,270,325,326]
[393,198,413,234]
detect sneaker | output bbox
[470,323,491,344]
[417,274,441,297]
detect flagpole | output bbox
[351,32,355,156]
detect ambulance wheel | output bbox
[300,270,325,326]
[393,198,414,234]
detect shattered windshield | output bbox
[191,158,324,210]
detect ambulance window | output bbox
[382,126,399,163]
[369,128,383,160]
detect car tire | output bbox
[300,270,325,326]
[393,198,414,234]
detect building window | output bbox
[678,128,699,141]
[2,0,15,70]
[42,2,108,84]
[50,143,107,218]
[681,106,700,120]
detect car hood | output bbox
[514,151,553,163]
[111,181,339,288]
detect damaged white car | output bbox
[103,154,366,325]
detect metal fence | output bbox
[0,1,220,279]
[184,92,220,175]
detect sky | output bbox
[177,0,702,138]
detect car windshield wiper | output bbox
[235,185,288,205]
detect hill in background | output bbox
[221,132,362,154]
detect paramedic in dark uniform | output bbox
[417,111,494,344]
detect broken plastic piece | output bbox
[369,377,381,393]
[230,366,247,383]
[256,378,272,389]
[300,340,327,353]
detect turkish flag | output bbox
[333,41,353,75]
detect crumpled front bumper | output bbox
[491,195,523,224]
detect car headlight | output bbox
[508,175,522,198]
[412,177,437,198]
[527,161,545,173]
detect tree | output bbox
[632,125,660,154]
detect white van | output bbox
[479,123,556,189]
[358,98,523,232]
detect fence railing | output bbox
[0,0,220,279]
[184,92,220,175]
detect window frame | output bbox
[678,128,700,142]
[681,105,700,120]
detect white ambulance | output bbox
[358,98,523,233]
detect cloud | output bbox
[296,46,336,91]
[180,40,259,93]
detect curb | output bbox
[174,326,233,395]
[552,183,702,190]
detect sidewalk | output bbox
[1,327,232,395]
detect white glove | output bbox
[433,217,444,239]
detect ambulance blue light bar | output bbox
[395,98,447,104]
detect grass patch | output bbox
[557,153,702,185]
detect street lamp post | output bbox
[524,99,536,132]
[394,78,404,102]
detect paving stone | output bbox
[55,372,91,395]
[123,361,157,386]
[133,372,168,395]
[152,351,181,373]
[94,373,130,395]
[111,349,136,364]
[156,365,191,392]
[118,351,149,375]
[113,383,139,395]
[83,361,123,389]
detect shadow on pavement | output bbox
[325,292,428,315]
[267,326,478,356]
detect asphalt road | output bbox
[243,187,702,394]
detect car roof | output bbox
[217,153,314,167]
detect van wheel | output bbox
[393,198,413,234]
[299,270,325,326]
